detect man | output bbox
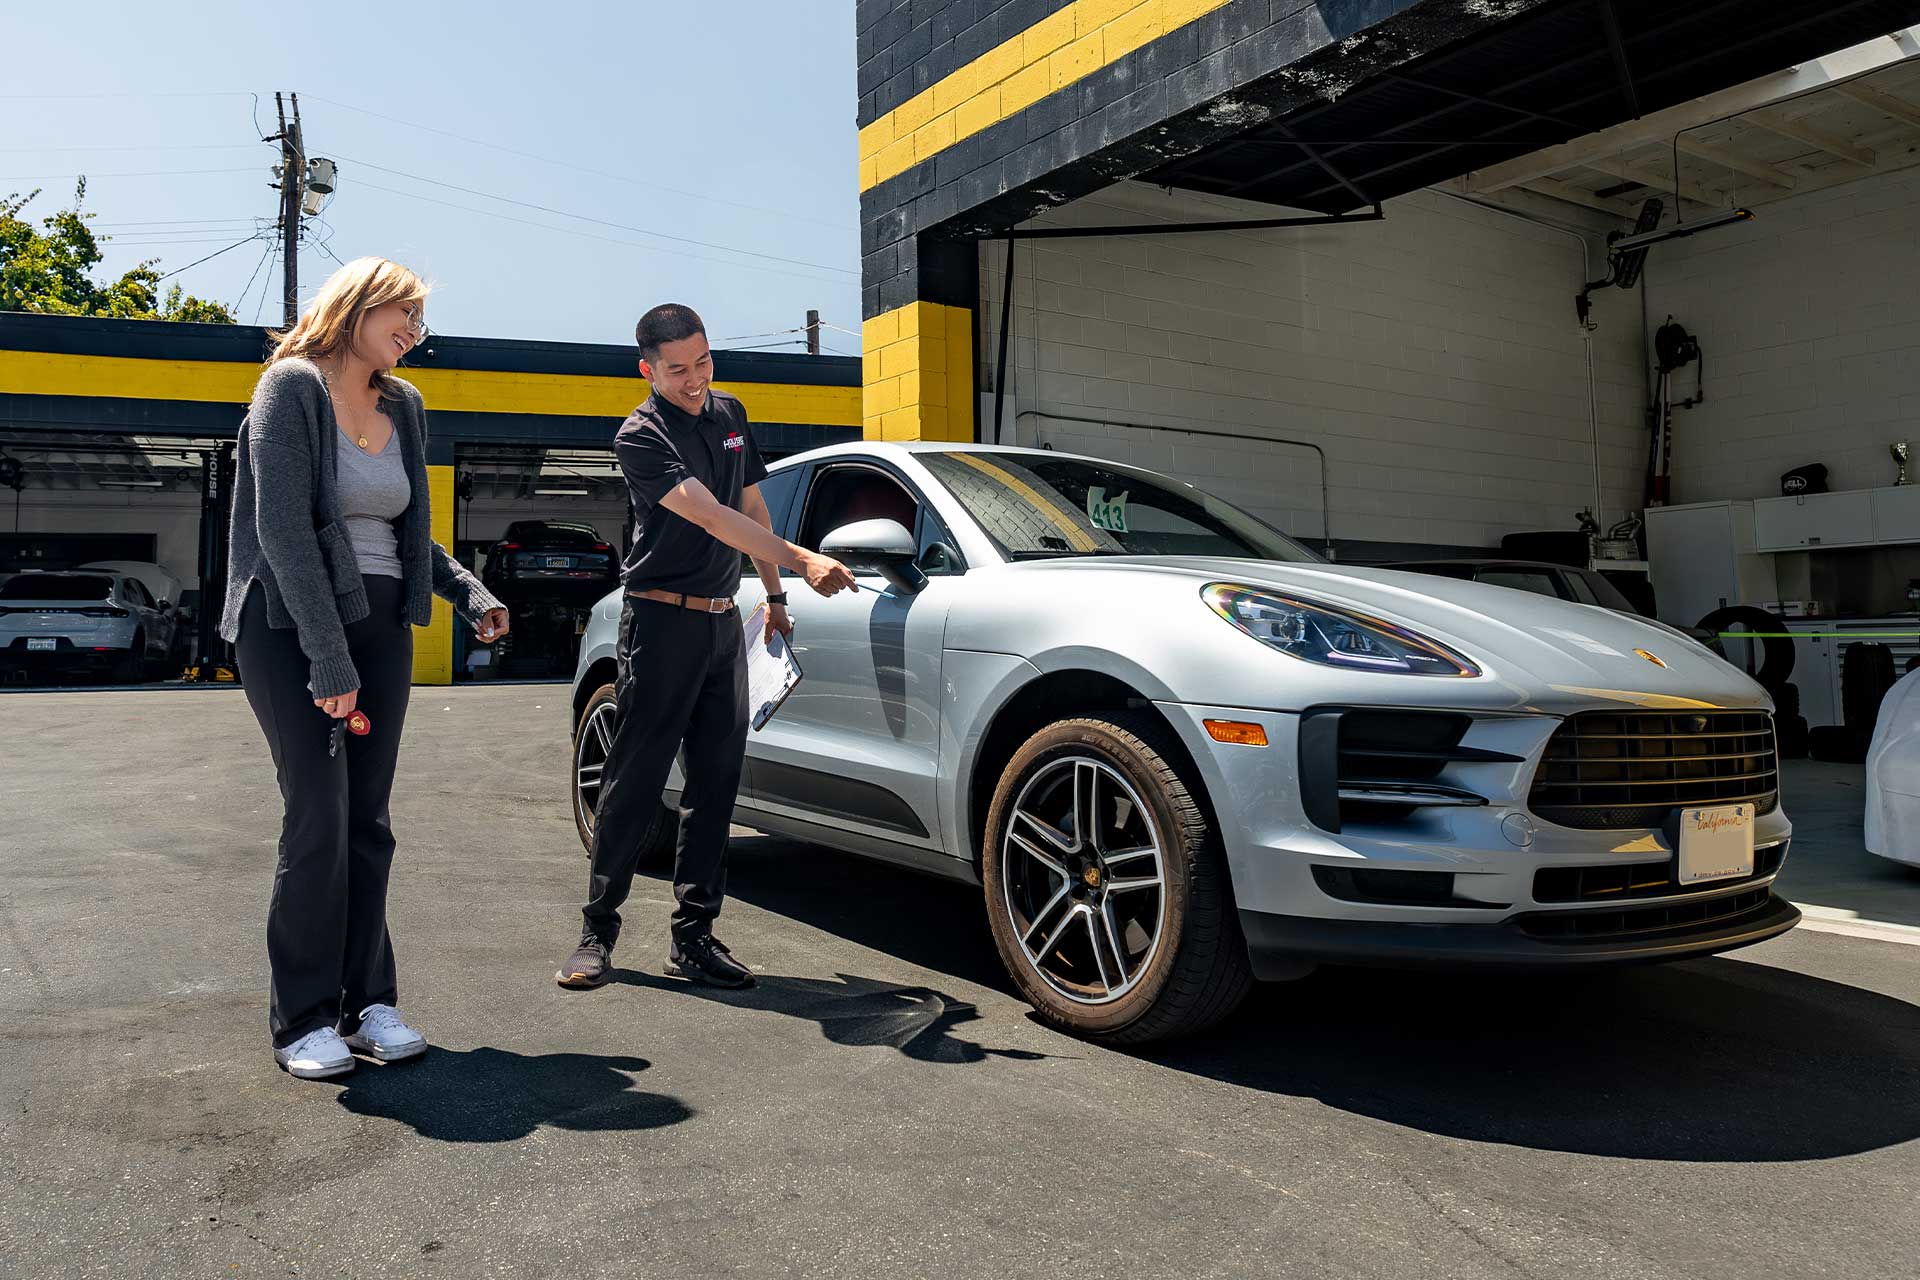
[557,304,855,990]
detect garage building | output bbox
[854,0,1920,735]
[0,313,859,684]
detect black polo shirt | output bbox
[614,389,768,597]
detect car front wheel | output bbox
[981,712,1252,1044]
[572,681,676,867]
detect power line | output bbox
[351,179,855,287]
[334,152,855,277]
[0,91,252,100]
[0,167,257,181]
[0,143,261,154]
[232,238,277,312]
[156,232,270,281]
[306,95,852,233]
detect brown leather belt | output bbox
[626,587,736,613]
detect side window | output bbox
[915,506,966,575]
[796,465,920,554]
[1475,570,1561,599]
[741,466,806,570]
[125,579,157,609]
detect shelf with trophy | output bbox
[1752,441,1917,552]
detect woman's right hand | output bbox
[315,689,359,719]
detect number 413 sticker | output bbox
[1086,485,1130,533]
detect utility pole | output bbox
[274,93,304,329]
[805,309,821,356]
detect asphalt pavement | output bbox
[2,685,1916,1279]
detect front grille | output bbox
[1533,842,1787,903]
[1529,710,1778,830]
[1515,886,1774,941]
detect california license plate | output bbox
[1678,804,1755,885]
[27,638,56,652]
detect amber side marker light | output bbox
[1204,720,1268,747]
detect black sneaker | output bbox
[556,932,614,989]
[665,934,755,988]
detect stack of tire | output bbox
[1694,606,1805,758]
[1809,643,1897,764]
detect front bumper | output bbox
[1241,889,1800,976]
[1156,700,1797,973]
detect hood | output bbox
[1008,555,1769,711]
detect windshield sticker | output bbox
[1087,486,1130,534]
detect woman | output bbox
[221,257,508,1080]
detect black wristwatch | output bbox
[766,592,789,606]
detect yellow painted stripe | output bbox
[858,0,1236,191]
[413,464,456,686]
[0,349,861,428]
[948,452,1101,552]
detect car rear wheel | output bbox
[572,681,676,867]
[981,712,1252,1044]
[111,634,143,685]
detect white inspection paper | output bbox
[742,603,803,731]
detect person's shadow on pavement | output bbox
[332,1046,693,1143]
[612,969,1052,1064]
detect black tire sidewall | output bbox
[573,683,617,853]
[982,716,1201,1039]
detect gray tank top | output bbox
[334,429,410,579]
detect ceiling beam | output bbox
[1673,136,1796,188]
[1833,83,1920,133]
[1462,27,1920,193]
[1741,107,1878,167]
[1513,177,1640,216]
[1575,156,1727,206]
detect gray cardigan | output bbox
[220,358,501,698]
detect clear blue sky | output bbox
[1,2,863,355]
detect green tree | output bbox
[0,180,239,322]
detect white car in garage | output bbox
[0,569,178,684]
[569,443,1796,1042]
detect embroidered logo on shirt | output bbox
[723,433,745,452]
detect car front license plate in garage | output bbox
[1679,804,1754,885]
[27,638,56,652]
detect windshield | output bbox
[922,451,1318,563]
[1,574,112,601]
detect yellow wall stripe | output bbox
[861,302,974,444]
[0,350,861,429]
[858,0,1236,191]
[414,464,456,686]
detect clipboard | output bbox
[743,602,803,731]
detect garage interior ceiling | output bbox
[0,436,221,491]
[1146,0,1920,218]
[457,448,622,502]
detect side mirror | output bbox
[820,518,926,595]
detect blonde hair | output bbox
[266,256,429,396]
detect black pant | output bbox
[584,597,748,946]
[237,576,413,1048]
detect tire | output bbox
[1841,642,1896,732]
[111,634,143,685]
[1695,606,1794,690]
[571,681,676,868]
[981,712,1252,1044]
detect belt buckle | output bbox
[707,596,729,614]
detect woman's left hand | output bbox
[476,608,510,643]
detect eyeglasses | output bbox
[401,304,430,342]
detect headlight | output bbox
[1202,583,1480,677]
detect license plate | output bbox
[546,556,570,568]
[1678,804,1755,885]
[27,638,56,652]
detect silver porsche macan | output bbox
[570,443,1796,1043]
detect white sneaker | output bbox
[343,1004,427,1062]
[275,1027,355,1080]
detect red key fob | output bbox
[346,710,371,736]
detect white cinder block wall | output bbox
[979,182,1649,554]
[1644,166,1920,502]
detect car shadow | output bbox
[716,832,1920,1163]
[331,1046,692,1143]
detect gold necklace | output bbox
[322,366,373,450]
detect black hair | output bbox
[635,303,706,362]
